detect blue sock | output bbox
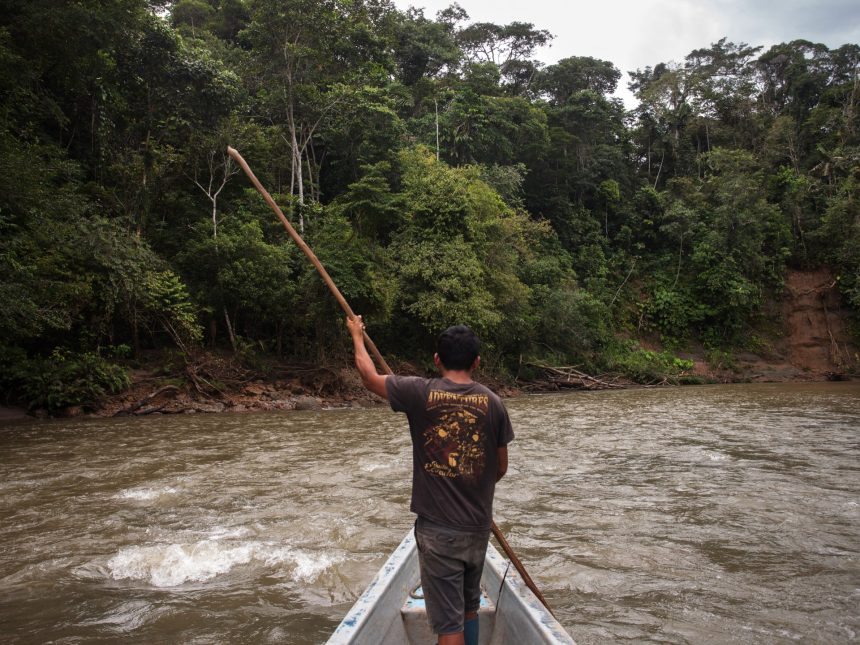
[464,616,479,645]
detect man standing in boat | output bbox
[347,316,514,645]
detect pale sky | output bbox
[391,0,860,108]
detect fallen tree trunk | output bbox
[114,385,179,417]
[523,363,627,390]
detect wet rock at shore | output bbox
[58,406,85,418]
[242,382,268,396]
[294,396,322,411]
[194,401,225,414]
[271,399,297,410]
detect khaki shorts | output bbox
[414,516,490,635]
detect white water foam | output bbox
[106,540,340,587]
[207,525,252,540]
[290,549,339,581]
[114,486,178,501]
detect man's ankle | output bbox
[464,615,479,645]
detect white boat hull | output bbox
[327,529,576,644]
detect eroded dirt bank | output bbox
[783,269,857,374]
[685,268,859,383]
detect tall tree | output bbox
[244,0,391,229]
[630,63,695,186]
[684,38,762,150]
[456,20,552,93]
[537,56,621,105]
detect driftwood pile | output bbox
[113,384,180,416]
[270,363,342,395]
[114,353,255,416]
[184,352,254,397]
[522,363,627,391]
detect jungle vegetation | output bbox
[1,0,858,410]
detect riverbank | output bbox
[89,360,526,419]
[1,345,854,423]
[2,270,856,423]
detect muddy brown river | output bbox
[1,382,858,644]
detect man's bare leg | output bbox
[438,633,464,645]
[438,612,478,645]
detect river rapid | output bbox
[1,382,858,644]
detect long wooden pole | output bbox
[227,145,554,615]
[491,523,553,615]
[226,146,391,375]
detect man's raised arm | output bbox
[346,315,388,399]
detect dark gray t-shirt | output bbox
[386,375,514,531]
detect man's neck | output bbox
[439,369,473,384]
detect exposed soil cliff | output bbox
[687,268,858,382]
[782,269,857,375]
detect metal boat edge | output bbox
[326,529,576,644]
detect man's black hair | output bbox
[436,325,480,371]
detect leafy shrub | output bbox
[705,347,737,371]
[645,286,705,344]
[605,341,694,383]
[9,350,130,412]
[0,345,29,403]
[107,344,133,359]
[531,284,610,366]
[143,270,204,350]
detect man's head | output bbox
[435,325,481,372]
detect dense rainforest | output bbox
[1,0,858,412]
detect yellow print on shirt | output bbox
[427,390,489,410]
[423,390,488,481]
